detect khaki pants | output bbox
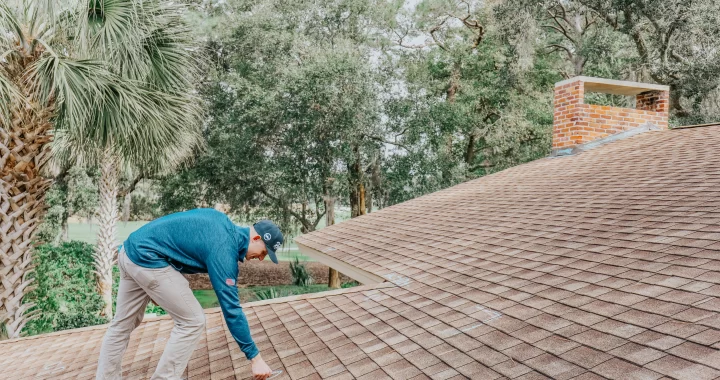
[96,249,205,380]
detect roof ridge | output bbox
[674,122,720,129]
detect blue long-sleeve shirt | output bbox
[123,208,259,360]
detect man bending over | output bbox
[96,208,284,380]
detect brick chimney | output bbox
[553,77,670,154]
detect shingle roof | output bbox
[296,126,720,379]
[0,283,525,379]
[3,126,720,379]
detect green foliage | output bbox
[23,242,106,336]
[159,0,383,233]
[505,0,720,125]
[289,258,313,287]
[122,180,163,221]
[160,0,720,240]
[66,166,100,219]
[35,186,69,244]
[144,302,167,316]
[378,1,558,204]
[253,288,295,301]
[129,194,163,221]
[341,281,359,289]
[35,167,99,245]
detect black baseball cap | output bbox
[253,220,284,264]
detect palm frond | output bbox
[0,2,26,47]
[50,0,204,176]
[50,128,99,169]
[56,79,202,172]
[80,0,145,66]
[28,55,109,134]
[114,88,203,171]
[0,73,20,127]
[140,2,201,92]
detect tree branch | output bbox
[546,7,575,43]
[394,29,434,50]
[118,174,144,197]
[547,44,574,59]
[312,208,325,230]
[543,23,577,45]
[260,188,311,230]
[365,134,409,150]
[429,16,450,52]
[579,1,618,29]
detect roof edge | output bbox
[0,321,111,344]
[230,282,396,307]
[674,122,720,129]
[296,241,386,285]
[550,123,662,157]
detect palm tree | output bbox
[0,0,200,337]
[59,0,202,320]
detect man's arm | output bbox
[206,250,260,360]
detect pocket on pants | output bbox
[118,251,132,280]
[135,269,160,290]
[128,264,166,290]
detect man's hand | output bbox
[251,354,272,380]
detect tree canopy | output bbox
[156,0,720,236]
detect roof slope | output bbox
[2,126,720,379]
[1,283,530,379]
[296,126,720,379]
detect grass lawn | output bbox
[68,221,148,245]
[193,284,332,308]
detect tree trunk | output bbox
[0,60,54,338]
[365,186,372,214]
[357,183,365,216]
[96,148,119,321]
[0,147,52,338]
[61,218,69,241]
[441,63,461,183]
[122,191,131,224]
[324,182,340,289]
[366,152,381,214]
[328,268,340,289]
[348,144,366,218]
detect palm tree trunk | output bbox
[0,106,53,339]
[95,147,119,321]
[0,172,51,338]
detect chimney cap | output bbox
[555,76,670,96]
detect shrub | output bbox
[22,242,167,337]
[253,287,295,301]
[23,241,106,336]
[341,281,359,288]
[289,257,312,287]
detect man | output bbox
[96,208,284,380]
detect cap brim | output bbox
[267,248,279,264]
